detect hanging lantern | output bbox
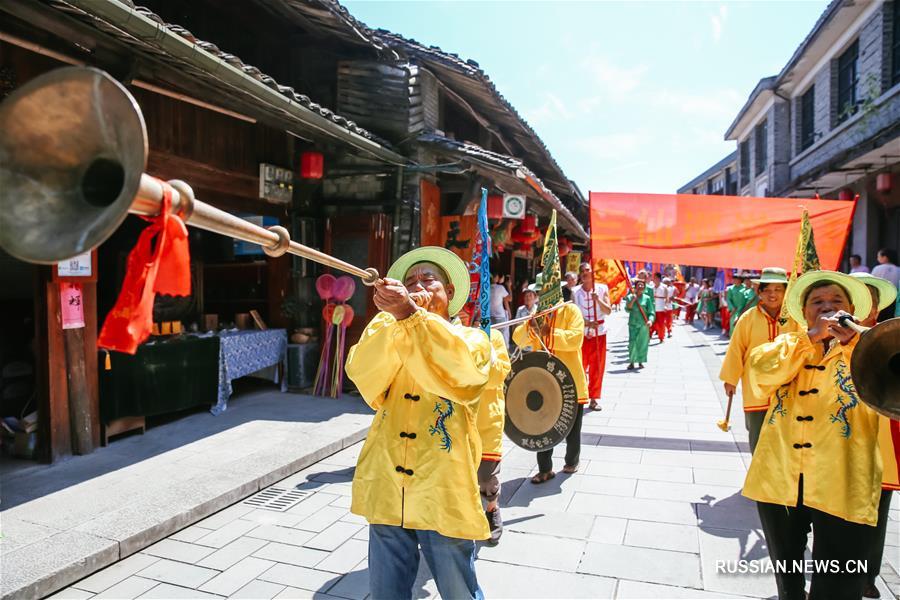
[300,151,324,179]
[487,194,504,219]
[877,172,893,193]
[521,215,537,233]
[838,188,854,201]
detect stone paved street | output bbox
[53,312,899,599]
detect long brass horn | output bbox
[0,67,379,284]
[839,315,900,420]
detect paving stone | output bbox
[579,541,702,587]
[477,530,586,572]
[501,506,594,539]
[170,525,215,543]
[138,558,219,588]
[230,579,286,599]
[273,586,346,599]
[636,480,741,504]
[477,560,616,598]
[46,587,95,599]
[142,538,217,563]
[76,552,160,593]
[195,504,256,531]
[285,493,343,517]
[693,467,748,487]
[240,510,304,528]
[93,576,159,599]
[246,524,317,547]
[258,563,339,591]
[615,580,754,599]
[625,520,700,553]
[696,494,761,531]
[324,558,369,599]
[697,526,776,598]
[569,492,698,525]
[585,460,693,483]
[329,496,352,509]
[253,541,330,567]
[138,582,223,598]
[641,450,745,470]
[0,517,60,554]
[199,557,275,596]
[194,519,259,549]
[197,537,268,571]
[294,506,347,533]
[304,522,364,552]
[587,516,628,544]
[571,474,637,497]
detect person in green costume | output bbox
[725,275,748,336]
[625,279,655,370]
[741,275,758,313]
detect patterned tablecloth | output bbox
[212,329,288,415]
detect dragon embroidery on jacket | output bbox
[429,398,454,452]
[768,385,789,425]
[830,360,858,438]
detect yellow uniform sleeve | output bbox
[346,309,492,408]
[549,304,585,351]
[511,322,531,348]
[487,329,512,388]
[747,332,815,402]
[477,330,512,457]
[719,313,749,386]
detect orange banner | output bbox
[439,215,477,265]
[590,192,856,270]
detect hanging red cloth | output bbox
[98,180,191,354]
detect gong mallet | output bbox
[717,390,734,432]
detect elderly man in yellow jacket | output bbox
[512,276,587,484]
[743,270,881,600]
[719,267,799,452]
[345,246,491,600]
[475,328,511,545]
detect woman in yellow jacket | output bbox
[851,273,899,599]
[475,327,511,545]
[743,271,879,600]
[345,247,491,600]
[719,267,799,452]
[512,279,586,484]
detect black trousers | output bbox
[756,479,877,600]
[537,404,584,473]
[867,489,893,584]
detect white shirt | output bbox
[573,283,609,337]
[654,283,668,311]
[850,265,870,274]
[871,263,900,289]
[664,285,675,311]
[684,283,700,303]
[489,284,509,317]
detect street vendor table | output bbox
[213,329,288,415]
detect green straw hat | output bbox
[525,273,543,293]
[784,270,873,328]
[850,272,898,312]
[386,246,471,316]
[752,267,789,285]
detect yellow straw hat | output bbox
[784,270,872,328]
[386,246,471,316]
[850,272,898,312]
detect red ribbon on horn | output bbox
[98,180,191,354]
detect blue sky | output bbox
[344,0,830,194]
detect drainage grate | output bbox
[243,487,311,512]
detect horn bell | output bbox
[0,66,147,264]
[851,318,900,420]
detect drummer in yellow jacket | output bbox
[743,270,880,600]
[345,247,491,600]
[851,272,899,599]
[512,273,587,484]
[475,327,511,545]
[719,267,799,452]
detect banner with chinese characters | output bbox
[439,215,478,265]
[590,192,855,270]
[60,282,85,329]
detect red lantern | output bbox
[487,194,504,219]
[300,151,324,179]
[521,215,537,233]
[838,188,854,201]
[877,172,893,193]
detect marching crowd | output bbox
[340,242,900,600]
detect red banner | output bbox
[590,192,856,270]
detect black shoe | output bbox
[485,508,502,545]
[863,583,880,598]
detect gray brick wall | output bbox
[859,4,887,99]
[814,66,831,144]
[771,99,791,192]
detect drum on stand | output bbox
[504,351,579,451]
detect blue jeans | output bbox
[368,524,483,600]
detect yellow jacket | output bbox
[719,306,799,412]
[476,329,512,462]
[879,417,900,490]
[512,303,587,403]
[345,309,492,540]
[743,332,882,525]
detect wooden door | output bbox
[324,214,391,347]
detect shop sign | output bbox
[503,194,526,219]
[60,282,85,329]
